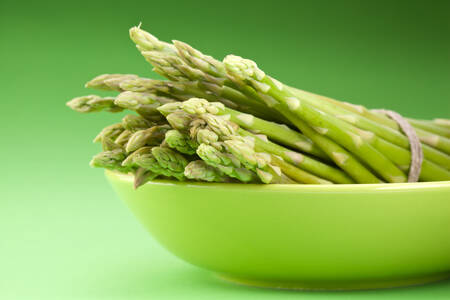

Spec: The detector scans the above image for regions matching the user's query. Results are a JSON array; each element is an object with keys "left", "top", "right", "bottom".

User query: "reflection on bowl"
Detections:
[{"left": 106, "top": 170, "right": 450, "bottom": 290}]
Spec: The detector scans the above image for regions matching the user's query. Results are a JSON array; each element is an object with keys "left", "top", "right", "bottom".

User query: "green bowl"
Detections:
[{"left": 106, "top": 170, "right": 450, "bottom": 290}]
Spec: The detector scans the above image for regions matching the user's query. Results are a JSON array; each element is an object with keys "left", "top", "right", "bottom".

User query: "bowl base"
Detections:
[{"left": 217, "top": 272, "right": 450, "bottom": 291}]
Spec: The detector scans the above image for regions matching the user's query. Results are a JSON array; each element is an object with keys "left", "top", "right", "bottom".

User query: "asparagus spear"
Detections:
[
  {"left": 93, "top": 123, "right": 124, "bottom": 143},
  {"left": 184, "top": 160, "right": 231, "bottom": 182},
  {"left": 67, "top": 95, "right": 123, "bottom": 113},
  {"left": 129, "top": 26, "right": 289, "bottom": 123},
  {"left": 125, "top": 125, "right": 170, "bottom": 152},
  {"left": 122, "top": 114, "right": 154, "bottom": 132},
  {"left": 85, "top": 74, "right": 139, "bottom": 91},
  {"left": 164, "top": 129, "right": 198, "bottom": 155},
  {"left": 224, "top": 55, "right": 450, "bottom": 182},
  {"left": 90, "top": 148, "right": 130, "bottom": 173},
  {"left": 177, "top": 98, "right": 327, "bottom": 160},
  {"left": 133, "top": 167, "right": 158, "bottom": 189},
  {"left": 196, "top": 143, "right": 258, "bottom": 183},
  {"left": 197, "top": 112, "right": 350, "bottom": 183},
  {"left": 407, "top": 119, "right": 450, "bottom": 138},
  {"left": 434, "top": 119, "right": 450, "bottom": 128}
]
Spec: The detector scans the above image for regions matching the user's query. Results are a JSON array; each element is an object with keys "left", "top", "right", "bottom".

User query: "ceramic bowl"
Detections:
[{"left": 106, "top": 170, "right": 450, "bottom": 290}]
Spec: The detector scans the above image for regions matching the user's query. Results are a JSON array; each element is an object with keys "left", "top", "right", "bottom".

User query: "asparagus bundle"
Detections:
[{"left": 67, "top": 25, "right": 450, "bottom": 188}]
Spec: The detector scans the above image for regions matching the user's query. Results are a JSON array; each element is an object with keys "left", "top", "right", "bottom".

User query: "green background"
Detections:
[{"left": 1, "top": 0, "right": 449, "bottom": 299}]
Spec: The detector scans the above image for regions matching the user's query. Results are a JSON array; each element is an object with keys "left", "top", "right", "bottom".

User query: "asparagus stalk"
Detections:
[
  {"left": 407, "top": 119, "right": 450, "bottom": 138},
  {"left": 164, "top": 129, "right": 198, "bottom": 155},
  {"left": 122, "top": 114, "right": 154, "bottom": 132},
  {"left": 125, "top": 125, "right": 170, "bottom": 152},
  {"left": 223, "top": 55, "right": 405, "bottom": 182},
  {"left": 133, "top": 148, "right": 187, "bottom": 181},
  {"left": 93, "top": 123, "right": 124, "bottom": 143},
  {"left": 129, "top": 26, "right": 289, "bottom": 123},
  {"left": 286, "top": 86, "right": 450, "bottom": 165},
  {"left": 85, "top": 74, "right": 139, "bottom": 91},
  {"left": 67, "top": 95, "right": 123, "bottom": 113},
  {"left": 224, "top": 55, "right": 450, "bottom": 182},
  {"left": 196, "top": 143, "right": 259, "bottom": 183},
  {"left": 184, "top": 160, "right": 231, "bottom": 182},
  {"left": 290, "top": 87, "right": 450, "bottom": 155},
  {"left": 90, "top": 148, "right": 131, "bottom": 173},
  {"left": 133, "top": 167, "right": 158, "bottom": 189},
  {"left": 196, "top": 112, "right": 351, "bottom": 183},
  {"left": 434, "top": 119, "right": 450, "bottom": 128},
  {"left": 178, "top": 98, "right": 328, "bottom": 160}
]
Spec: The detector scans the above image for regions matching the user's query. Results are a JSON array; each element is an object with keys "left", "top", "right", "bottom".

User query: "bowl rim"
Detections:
[{"left": 106, "top": 170, "right": 450, "bottom": 192}]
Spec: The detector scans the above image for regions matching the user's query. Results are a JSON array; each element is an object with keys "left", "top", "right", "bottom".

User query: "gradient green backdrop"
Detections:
[{"left": 1, "top": 0, "right": 449, "bottom": 299}]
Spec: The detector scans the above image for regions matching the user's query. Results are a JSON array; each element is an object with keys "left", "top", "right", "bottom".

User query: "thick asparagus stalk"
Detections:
[{"left": 122, "top": 114, "right": 154, "bottom": 132}]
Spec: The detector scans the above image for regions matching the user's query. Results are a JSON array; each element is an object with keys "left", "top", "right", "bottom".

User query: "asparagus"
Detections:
[
  {"left": 196, "top": 143, "right": 258, "bottom": 183},
  {"left": 114, "top": 130, "right": 133, "bottom": 146},
  {"left": 224, "top": 55, "right": 450, "bottom": 182},
  {"left": 283, "top": 84, "right": 450, "bottom": 165},
  {"left": 184, "top": 160, "right": 230, "bottom": 182},
  {"left": 122, "top": 114, "right": 154, "bottom": 132},
  {"left": 178, "top": 98, "right": 328, "bottom": 160},
  {"left": 90, "top": 148, "right": 130, "bottom": 173},
  {"left": 85, "top": 74, "right": 139, "bottom": 91},
  {"left": 291, "top": 88, "right": 450, "bottom": 155},
  {"left": 93, "top": 123, "right": 124, "bottom": 143},
  {"left": 164, "top": 129, "right": 198, "bottom": 155},
  {"left": 196, "top": 112, "right": 349, "bottom": 183},
  {"left": 434, "top": 119, "right": 450, "bottom": 128},
  {"left": 133, "top": 167, "right": 158, "bottom": 189},
  {"left": 67, "top": 95, "right": 123, "bottom": 113},
  {"left": 125, "top": 125, "right": 170, "bottom": 152},
  {"left": 407, "top": 119, "right": 450, "bottom": 138},
  {"left": 129, "top": 26, "right": 288, "bottom": 123}
]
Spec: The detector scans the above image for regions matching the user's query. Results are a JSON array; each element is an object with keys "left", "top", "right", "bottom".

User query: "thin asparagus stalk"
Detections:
[
  {"left": 407, "top": 119, "right": 450, "bottom": 138},
  {"left": 184, "top": 160, "right": 231, "bottom": 182},
  {"left": 67, "top": 95, "right": 123, "bottom": 113},
  {"left": 434, "top": 119, "right": 450, "bottom": 128}
]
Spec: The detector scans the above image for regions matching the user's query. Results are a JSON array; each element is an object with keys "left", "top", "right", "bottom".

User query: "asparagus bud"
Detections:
[
  {"left": 184, "top": 160, "right": 230, "bottom": 182},
  {"left": 122, "top": 114, "right": 153, "bottom": 131},
  {"left": 125, "top": 125, "right": 170, "bottom": 152},
  {"left": 164, "top": 130, "right": 198, "bottom": 155},
  {"left": 67, "top": 95, "right": 123, "bottom": 113},
  {"left": 93, "top": 123, "right": 124, "bottom": 143},
  {"left": 85, "top": 74, "right": 139, "bottom": 91}
]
